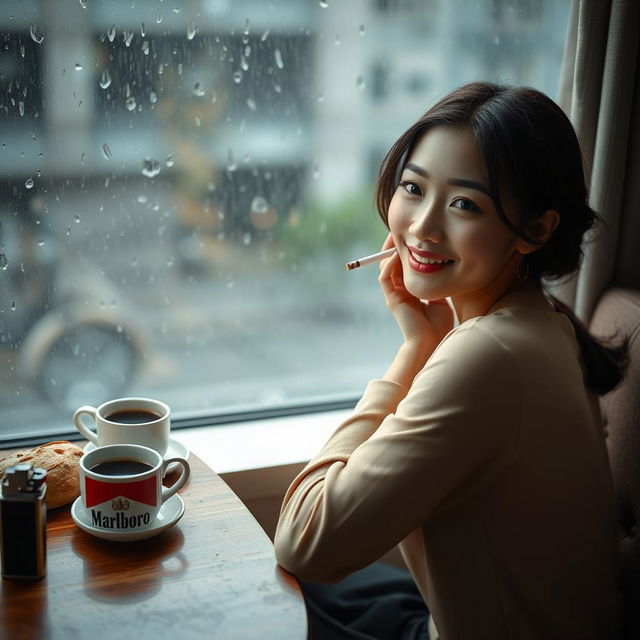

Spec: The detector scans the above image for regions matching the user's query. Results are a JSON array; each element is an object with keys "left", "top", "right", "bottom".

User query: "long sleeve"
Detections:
[{"left": 274, "top": 320, "right": 522, "bottom": 583}]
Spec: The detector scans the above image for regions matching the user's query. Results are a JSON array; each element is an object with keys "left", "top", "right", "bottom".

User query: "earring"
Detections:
[{"left": 517, "top": 260, "right": 530, "bottom": 281}]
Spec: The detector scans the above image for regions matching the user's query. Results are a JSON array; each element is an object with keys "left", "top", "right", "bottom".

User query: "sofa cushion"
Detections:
[{"left": 590, "top": 288, "right": 640, "bottom": 639}]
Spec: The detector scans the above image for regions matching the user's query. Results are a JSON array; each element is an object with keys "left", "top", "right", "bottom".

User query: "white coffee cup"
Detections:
[
  {"left": 73, "top": 397, "right": 170, "bottom": 456},
  {"left": 79, "top": 443, "right": 189, "bottom": 532}
]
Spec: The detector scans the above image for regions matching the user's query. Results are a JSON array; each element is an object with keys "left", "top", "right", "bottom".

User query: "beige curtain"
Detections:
[{"left": 555, "top": 0, "right": 640, "bottom": 322}]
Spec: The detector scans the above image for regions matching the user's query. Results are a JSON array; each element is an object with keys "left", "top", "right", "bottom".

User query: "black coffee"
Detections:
[
  {"left": 105, "top": 409, "right": 162, "bottom": 424},
  {"left": 90, "top": 459, "right": 154, "bottom": 476}
]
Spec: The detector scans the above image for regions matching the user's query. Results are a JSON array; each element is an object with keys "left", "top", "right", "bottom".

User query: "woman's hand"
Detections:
[{"left": 378, "top": 234, "right": 454, "bottom": 351}]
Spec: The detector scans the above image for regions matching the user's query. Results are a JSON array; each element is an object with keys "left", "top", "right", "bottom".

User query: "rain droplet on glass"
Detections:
[
  {"left": 142, "top": 158, "right": 161, "bottom": 178},
  {"left": 165, "top": 154, "right": 175, "bottom": 167},
  {"left": 317, "top": 92, "right": 325, "bottom": 102},
  {"left": 334, "top": 35, "right": 341, "bottom": 46},
  {"left": 156, "top": 10, "right": 163, "bottom": 24},
  {"left": 247, "top": 98, "right": 256, "bottom": 111},
  {"left": 30, "top": 25, "right": 44, "bottom": 44},
  {"left": 251, "top": 196, "right": 269, "bottom": 215},
  {"left": 102, "top": 143, "right": 112, "bottom": 159},
  {"left": 66, "top": 227, "right": 71, "bottom": 237},
  {"left": 313, "top": 164, "right": 320, "bottom": 180},
  {"left": 99, "top": 70, "right": 112, "bottom": 89},
  {"left": 125, "top": 96, "right": 137, "bottom": 111},
  {"left": 233, "top": 70, "right": 243, "bottom": 84},
  {"left": 274, "top": 84, "right": 282, "bottom": 94},
  {"left": 131, "top": 257, "right": 138, "bottom": 267},
  {"left": 319, "top": 0, "right": 329, "bottom": 7},
  {"left": 356, "top": 75, "right": 366, "bottom": 91},
  {"left": 0, "top": 254, "right": 8, "bottom": 270},
  {"left": 274, "top": 49, "right": 284, "bottom": 69},
  {"left": 123, "top": 30, "right": 134, "bottom": 47},
  {"left": 79, "top": 0, "right": 87, "bottom": 9},
  {"left": 37, "top": 240, "right": 44, "bottom": 247},
  {"left": 242, "top": 233, "right": 251, "bottom": 245},
  {"left": 137, "top": 194, "right": 148, "bottom": 203},
  {"left": 359, "top": 24, "right": 365, "bottom": 36},
  {"left": 141, "top": 22, "right": 146, "bottom": 37},
  {"left": 25, "top": 177, "right": 34, "bottom": 189},
  {"left": 142, "top": 41, "right": 149, "bottom": 55},
  {"left": 107, "top": 24, "right": 116, "bottom": 42},
  {"left": 73, "top": 215, "right": 81, "bottom": 223},
  {"left": 150, "top": 91, "right": 158, "bottom": 104},
  {"left": 10, "top": 301, "right": 16, "bottom": 311},
  {"left": 187, "top": 21, "right": 197, "bottom": 40},
  {"left": 193, "top": 82, "right": 205, "bottom": 97},
  {"left": 19, "top": 101, "right": 24, "bottom": 116},
  {"left": 261, "top": 29, "right": 270, "bottom": 42},
  {"left": 75, "top": 63, "right": 83, "bottom": 71},
  {"left": 241, "top": 56, "right": 249, "bottom": 72},
  {"left": 20, "top": 44, "right": 25, "bottom": 58}
]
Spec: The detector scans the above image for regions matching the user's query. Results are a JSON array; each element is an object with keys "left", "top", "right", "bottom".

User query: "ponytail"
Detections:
[{"left": 548, "top": 295, "right": 630, "bottom": 395}]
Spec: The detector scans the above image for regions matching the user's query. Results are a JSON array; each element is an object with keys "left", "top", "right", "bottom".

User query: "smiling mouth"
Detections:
[
  {"left": 407, "top": 248, "right": 454, "bottom": 273},
  {"left": 407, "top": 248, "right": 454, "bottom": 264}
]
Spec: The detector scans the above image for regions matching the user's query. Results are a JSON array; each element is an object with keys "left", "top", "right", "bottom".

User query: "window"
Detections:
[{"left": 0, "top": 0, "right": 571, "bottom": 443}]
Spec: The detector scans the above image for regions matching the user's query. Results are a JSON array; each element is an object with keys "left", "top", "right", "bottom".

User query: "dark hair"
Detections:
[{"left": 376, "top": 81, "right": 628, "bottom": 395}]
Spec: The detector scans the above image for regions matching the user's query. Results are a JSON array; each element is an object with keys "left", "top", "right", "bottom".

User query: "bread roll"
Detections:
[{"left": 0, "top": 441, "right": 84, "bottom": 509}]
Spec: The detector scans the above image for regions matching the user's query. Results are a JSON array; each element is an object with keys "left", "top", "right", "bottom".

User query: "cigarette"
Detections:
[{"left": 345, "top": 248, "right": 397, "bottom": 270}]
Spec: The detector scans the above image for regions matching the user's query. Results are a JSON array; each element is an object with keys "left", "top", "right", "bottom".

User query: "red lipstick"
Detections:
[{"left": 406, "top": 246, "right": 454, "bottom": 274}]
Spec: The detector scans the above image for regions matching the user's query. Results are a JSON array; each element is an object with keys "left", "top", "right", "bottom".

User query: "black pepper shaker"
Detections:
[{"left": 0, "top": 462, "right": 47, "bottom": 581}]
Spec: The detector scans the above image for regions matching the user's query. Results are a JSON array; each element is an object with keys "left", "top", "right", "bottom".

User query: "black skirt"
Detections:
[{"left": 299, "top": 562, "right": 431, "bottom": 640}]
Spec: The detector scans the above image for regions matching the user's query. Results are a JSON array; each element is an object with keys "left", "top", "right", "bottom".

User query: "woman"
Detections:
[{"left": 274, "top": 82, "right": 628, "bottom": 640}]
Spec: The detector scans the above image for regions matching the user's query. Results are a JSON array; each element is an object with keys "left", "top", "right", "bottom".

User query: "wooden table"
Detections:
[{"left": 0, "top": 452, "right": 308, "bottom": 640}]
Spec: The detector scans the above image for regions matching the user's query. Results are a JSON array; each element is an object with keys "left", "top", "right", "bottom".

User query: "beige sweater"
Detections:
[{"left": 274, "top": 296, "right": 620, "bottom": 639}]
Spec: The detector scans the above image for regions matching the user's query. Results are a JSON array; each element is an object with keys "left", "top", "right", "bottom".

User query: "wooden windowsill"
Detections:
[{"left": 174, "top": 408, "right": 350, "bottom": 475}]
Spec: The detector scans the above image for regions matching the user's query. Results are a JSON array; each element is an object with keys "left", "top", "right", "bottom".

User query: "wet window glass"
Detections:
[{"left": 0, "top": 0, "right": 571, "bottom": 440}]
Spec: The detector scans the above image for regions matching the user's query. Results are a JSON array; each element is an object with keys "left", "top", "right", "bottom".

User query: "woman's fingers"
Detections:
[
  {"left": 379, "top": 251, "right": 412, "bottom": 308},
  {"left": 378, "top": 249, "right": 401, "bottom": 288},
  {"left": 381, "top": 233, "right": 396, "bottom": 252}
]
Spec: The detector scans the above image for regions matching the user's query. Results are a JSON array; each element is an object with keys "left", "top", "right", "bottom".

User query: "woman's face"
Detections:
[{"left": 387, "top": 125, "right": 526, "bottom": 316}]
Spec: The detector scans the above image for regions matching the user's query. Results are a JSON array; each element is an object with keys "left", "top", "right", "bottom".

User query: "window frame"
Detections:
[{"left": 0, "top": 0, "right": 575, "bottom": 452}]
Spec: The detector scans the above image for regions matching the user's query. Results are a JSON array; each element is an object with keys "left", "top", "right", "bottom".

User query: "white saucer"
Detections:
[
  {"left": 83, "top": 438, "right": 189, "bottom": 474},
  {"left": 71, "top": 493, "right": 185, "bottom": 542}
]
